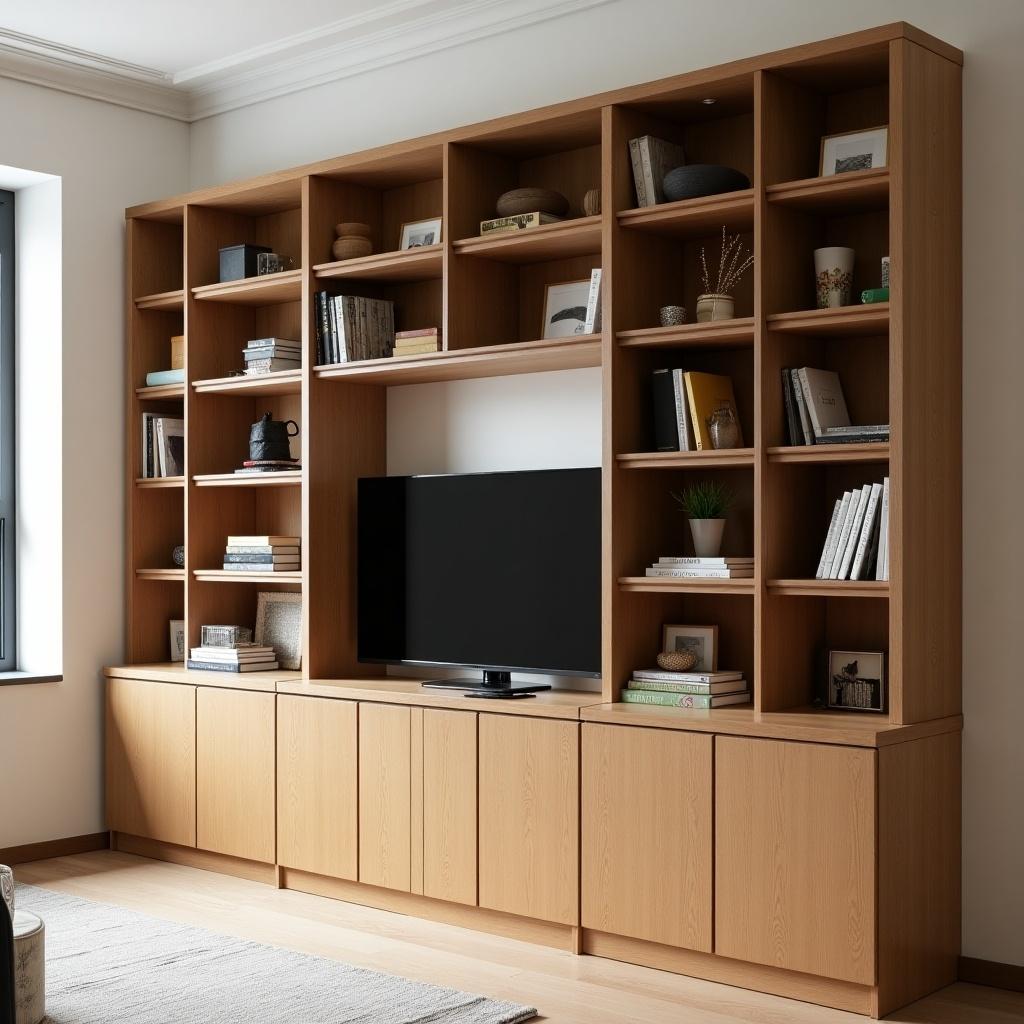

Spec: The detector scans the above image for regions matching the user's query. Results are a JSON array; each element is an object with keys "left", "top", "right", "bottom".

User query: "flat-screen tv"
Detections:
[{"left": 358, "top": 468, "right": 601, "bottom": 685}]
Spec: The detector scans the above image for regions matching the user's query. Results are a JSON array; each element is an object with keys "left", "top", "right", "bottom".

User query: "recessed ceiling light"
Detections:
[{"left": 701, "top": 97, "right": 716, "bottom": 105}]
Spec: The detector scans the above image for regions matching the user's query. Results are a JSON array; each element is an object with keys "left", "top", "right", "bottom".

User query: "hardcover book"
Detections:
[
  {"left": 683, "top": 372, "right": 743, "bottom": 450},
  {"left": 620, "top": 689, "right": 750, "bottom": 708},
  {"left": 797, "top": 368, "right": 851, "bottom": 439},
  {"left": 479, "top": 212, "right": 562, "bottom": 234},
  {"left": 628, "top": 135, "right": 687, "bottom": 207}
]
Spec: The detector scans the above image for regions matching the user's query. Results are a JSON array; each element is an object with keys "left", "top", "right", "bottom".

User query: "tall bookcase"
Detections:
[{"left": 125, "top": 22, "right": 961, "bottom": 734}]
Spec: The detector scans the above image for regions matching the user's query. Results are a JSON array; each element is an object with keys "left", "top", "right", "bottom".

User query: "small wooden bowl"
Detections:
[
  {"left": 334, "top": 222, "right": 372, "bottom": 239},
  {"left": 332, "top": 236, "right": 373, "bottom": 261},
  {"left": 656, "top": 650, "right": 698, "bottom": 672},
  {"left": 496, "top": 187, "right": 569, "bottom": 218}
]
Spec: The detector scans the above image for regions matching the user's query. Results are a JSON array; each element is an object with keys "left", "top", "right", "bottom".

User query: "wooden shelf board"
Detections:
[
  {"left": 136, "top": 382, "right": 184, "bottom": 400},
  {"left": 766, "top": 168, "right": 889, "bottom": 212},
  {"left": 191, "top": 269, "right": 302, "bottom": 306},
  {"left": 767, "top": 579, "right": 889, "bottom": 597},
  {"left": 193, "top": 569, "right": 303, "bottom": 584},
  {"left": 135, "top": 288, "right": 184, "bottom": 311},
  {"left": 618, "top": 576, "right": 755, "bottom": 595},
  {"left": 135, "top": 476, "right": 185, "bottom": 489},
  {"left": 768, "top": 303, "right": 889, "bottom": 337},
  {"left": 105, "top": 662, "right": 301, "bottom": 693},
  {"left": 192, "top": 370, "right": 302, "bottom": 396},
  {"left": 617, "top": 190, "right": 754, "bottom": 237},
  {"left": 192, "top": 471, "right": 302, "bottom": 487},
  {"left": 617, "top": 448, "right": 755, "bottom": 469},
  {"left": 767, "top": 442, "right": 890, "bottom": 464},
  {"left": 617, "top": 318, "right": 755, "bottom": 349},
  {"left": 134, "top": 569, "right": 184, "bottom": 581},
  {"left": 453, "top": 216, "right": 601, "bottom": 263},
  {"left": 315, "top": 335, "right": 601, "bottom": 386},
  {"left": 313, "top": 244, "right": 442, "bottom": 282}
]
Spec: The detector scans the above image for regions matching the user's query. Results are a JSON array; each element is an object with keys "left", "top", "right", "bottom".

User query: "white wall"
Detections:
[
  {"left": 188, "top": 0, "right": 1024, "bottom": 968},
  {"left": 0, "top": 79, "right": 189, "bottom": 848}
]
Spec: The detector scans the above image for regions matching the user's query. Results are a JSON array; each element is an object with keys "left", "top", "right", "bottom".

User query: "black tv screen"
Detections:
[{"left": 358, "top": 468, "right": 601, "bottom": 677}]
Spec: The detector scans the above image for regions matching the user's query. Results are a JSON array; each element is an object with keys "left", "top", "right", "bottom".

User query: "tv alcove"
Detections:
[{"left": 107, "top": 22, "right": 962, "bottom": 1018}]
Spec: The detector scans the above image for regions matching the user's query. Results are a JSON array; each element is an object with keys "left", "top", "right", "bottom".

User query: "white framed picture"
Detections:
[
  {"left": 827, "top": 650, "right": 886, "bottom": 712},
  {"left": 168, "top": 619, "right": 186, "bottom": 663},
  {"left": 662, "top": 624, "right": 719, "bottom": 672},
  {"left": 399, "top": 217, "right": 442, "bottom": 249},
  {"left": 820, "top": 126, "right": 888, "bottom": 176},
  {"left": 255, "top": 592, "right": 303, "bottom": 670},
  {"left": 541, "top": 279, "right": 592, "bottom": 339}
]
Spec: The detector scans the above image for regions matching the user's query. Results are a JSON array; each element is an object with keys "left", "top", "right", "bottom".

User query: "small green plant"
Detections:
[{"left": 671, "top": 480, "right": 733, "bottom": 520}]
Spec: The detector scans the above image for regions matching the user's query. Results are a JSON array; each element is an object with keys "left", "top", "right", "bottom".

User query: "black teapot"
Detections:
[{"left": 250, "top": 412, "right": 299, "bottom": 462}]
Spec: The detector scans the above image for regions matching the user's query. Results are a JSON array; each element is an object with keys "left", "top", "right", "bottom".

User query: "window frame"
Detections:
[{"left": 0, "top": 188, "right": 16, "bottom": 671}]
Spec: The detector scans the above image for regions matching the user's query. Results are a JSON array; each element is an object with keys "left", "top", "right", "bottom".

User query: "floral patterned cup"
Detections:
[{"left": 814, "top": 247, "right": 855, "bottom": 308}]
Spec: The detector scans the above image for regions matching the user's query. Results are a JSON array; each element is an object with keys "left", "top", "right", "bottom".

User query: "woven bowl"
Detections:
[
  {"left": 662, "top": 164, "right": 750, "bottom": 202},
  {"left": 495, "top": 187, "right": 569, "bottom": 218},
  {"left": 332, "top": 236, "right": 373, "bottom": 261},
  {"left": 334, "top": 221, "right": 373, "bottom": 239},
  {"left": 656, "top": 650, "right": 698, "bottom": 672}
]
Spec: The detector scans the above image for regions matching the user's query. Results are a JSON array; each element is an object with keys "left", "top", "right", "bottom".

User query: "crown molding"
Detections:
[{"left": 0, "top": 0, "right": 615, "bottom": 123}]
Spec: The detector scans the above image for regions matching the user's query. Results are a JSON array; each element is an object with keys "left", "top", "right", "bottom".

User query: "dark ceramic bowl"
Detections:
[{"left": 662, "top": 164, "right": 750, "bottom": 202}]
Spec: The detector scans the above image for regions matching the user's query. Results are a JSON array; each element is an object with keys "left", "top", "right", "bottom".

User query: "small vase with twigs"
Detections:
[{"left": 696, "top": 227, "right": 754, "bottom": 322}]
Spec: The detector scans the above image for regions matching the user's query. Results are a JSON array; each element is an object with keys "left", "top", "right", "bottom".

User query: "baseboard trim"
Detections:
[
  {"left": 0, "top": 831, "right": 109, "bottom": 865},
  {"left": 113, "top": 833, "right": 276, "bottom": 885},
  {"left": 959, "top": 956, "right": 1024, "bottom": 993}
]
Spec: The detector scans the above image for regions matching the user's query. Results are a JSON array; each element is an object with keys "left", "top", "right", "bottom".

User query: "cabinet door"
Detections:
[
  {"left": 478, "top": 714, "right": 578, "bottom": 925},
  {"left": 196, "top": 687, "right": 276, "bottom": 864},
  {"left": 421, "top": 708, "right": 477, "bottom": 905},
  {"left": 582, "top": 723, "right": 712, "bottom": 950},
  {"left": 277, "top": 695, "right": 358, "bottom": 880},
  {"left": 359, "top": 703, "right": 411, "bottom": 891},
  {"left": 105, "top": 678, "right": 196, "bottom": 847},
  {"left": 716, "top": 736, "right": 876, "bottom": 984}
]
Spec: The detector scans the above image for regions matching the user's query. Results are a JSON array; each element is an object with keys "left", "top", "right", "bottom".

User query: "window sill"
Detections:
[{"left": 0, "top": 672, "right": 62, "bottom": 686}]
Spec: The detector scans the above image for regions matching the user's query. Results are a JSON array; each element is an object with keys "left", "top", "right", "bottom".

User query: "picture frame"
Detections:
[
  {"left": 255, "top": 592, "right": 303, "bottom": 670},
  {"left": 399, "top": 217, "right": 442, "bottom": 250},
  {"left": 541, "top": 279, "right": 592, "bottom": 339},
  {"left": 662, "top": 624, "right": 719, "bottom": 672},
  {"left": 168, "top": 619, "right": 186, "bottom": 663},
  {"left": 820, "top": 126, "right": 888, "bottom": 176},
  {"left": 827, "top": 650, "right": 886, "bottom": 712}
]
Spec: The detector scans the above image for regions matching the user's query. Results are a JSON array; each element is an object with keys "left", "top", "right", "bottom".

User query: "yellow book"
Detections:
[
  {"left": 683, "top": 371, "right": 743, "bottom": 450},
  {"left": 170, "top": 334, "right": 185, "bottom": 370}
]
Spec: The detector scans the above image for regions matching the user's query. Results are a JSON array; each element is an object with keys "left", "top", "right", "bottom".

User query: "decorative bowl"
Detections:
[
  {"left": 334, "top": 222, "right": 372, "bottom": 238},
  {"left": 657, "top": 650, "right": 698, "bottom": 672},
  {"left": 659, "top": 304, "right": 687, "bottom": 327},
  {"left": 496, "top": 187, "right": 569, "bottom": 218},
  {"left": 332, "top": 236, "right": 373, "bottom": 261},
  {"left": 662, "top": 164, "right": 750, "bottom": 202}
]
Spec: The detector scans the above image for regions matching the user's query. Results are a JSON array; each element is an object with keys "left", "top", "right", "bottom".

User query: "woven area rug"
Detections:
[{"left": 16, "top": 884, "right": 536, "bottom": 1024}]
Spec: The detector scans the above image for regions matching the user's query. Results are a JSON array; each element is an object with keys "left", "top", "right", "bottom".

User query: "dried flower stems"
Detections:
[{"left": 700, "top": 226, "right": 754, "bottom": 295}]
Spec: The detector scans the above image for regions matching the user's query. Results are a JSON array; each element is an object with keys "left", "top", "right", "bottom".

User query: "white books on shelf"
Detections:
[
  {"left": 671, "top": 370, "right": 696, "bottom": 451},
  {"left": 790, "top": 368, "right": 814, "bottom": 445},
  {"left": 829, "top": 488, "right": 863, "bottom": 579},
  {"left": 657, "top": 557, "right": 753, "bottom": 566},
  {"left": 815, "top": 498, "right": 844, "bottom": 579},
  {"left": 797, "top": 367, "right": 851, "bottom": 439},
  {"left": 877, "top": 476, "right": 891, "bottom": 580},
  {"left": 837, "top": 484, "right": 872, "bottom": 579},
  {"left": 645, "top": 566, "right": 753, "bottom": 579},
  {"left": 851, "top": 482, "right": 884, "bottom": 580},
  {"left": 582, "top": 268, "right": 602, "bottom": 334}
]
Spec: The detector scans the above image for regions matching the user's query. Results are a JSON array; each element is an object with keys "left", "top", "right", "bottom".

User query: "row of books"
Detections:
[
  {"left": 644, "top": 556, "right": 753, "bottom": 580},
  {"left": 783, "top": 367, "right": 890, "bottom": 446},
  {"left": 244, "top": 337, "right": 300, "bottom": 375},
  {"left": 623, "top": 667, "right": 750, "bottom": 708},
  {"left": 314, "top": 292, "right": 395, "bottom": 365},
  {"left": 140, "top": 413, "right": 184, "bottom": 478},
  {"left": 187, "top": 643, "right": 278, "bottom": 673},
  {"left": 221, "top": 535, "right": 301, "bottom": 573},
  {"left": 816, "top": 478, "right": 890, "bottom": 581},
  {"left": 652, "top": 369, "right": 744, "bottom": 451},
  {"left": 629, "top": 134, "right": 686, "bottom": 207}
]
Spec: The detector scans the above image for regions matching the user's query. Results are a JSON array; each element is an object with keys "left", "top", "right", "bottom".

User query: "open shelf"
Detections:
[
  {"left": 453, "top": 216, "right": 601, "bottom": 263},
  {"left": 191, "top": 269, "right": 303, "bottom": 306},
  {"left": 768, "top": 303, "right": 889, "bottom": 336},
  {"left": 135, "top": 568, "right": 185, "bottom": 581},
  {"left": 316, "top": 334, "right": 601, "bottom": 386},
  {"left": 767, "top": 578, "right": 889, "bottom": 597},
  {"left": 618, "top": 576, "right": 755, "bottom": 595},
  {"left": 767, "top": 443, "right": 889, "bottom": 464},
  {"left": 313, "top": 244, "right": 443, "bottom": 283},
  {"left": 193, "top": 569, "right": 303, "bottom": 584},
  {"left": 135, "top": 382, "right": 185, "bottom": 400},
  {"left": 193, "top": 471, "right": 302, "bottom": 487},
  {"left": 618, "top": 190, "right": 754, "bottom": 238},
  {"left": 766, "top": 168, "right": 889, "bottom": 213},
  {"left": 192, "top": 371, "right": 302, "bottom": 396},
  {"left": 617, "top": 448, "right": 754, "bottom": 469},
  {"left": 135, "top": 288, "right": 184, "bottom": 311},
  {"left": 617, "top": 318, "right": 755, "bottom": 350},
  {"left": 135, "top": 476, "right": 185, "bottom": 489}
]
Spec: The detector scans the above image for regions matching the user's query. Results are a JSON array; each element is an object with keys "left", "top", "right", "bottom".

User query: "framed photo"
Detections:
[
  {"left": 820, "top": 126, "right": 888, "bottom": 176},
  {"left": 168, "top": 619, "right": 186, "bottom": 663},
  {"left": 827, "top": 650, "right": 886, "bottom": 712},
  {"left": 662, "top": 624, "right": 719, "bottom": 672},
  {"left": 399, "top": 217, "right": 442, "bottom": 249},
  {"left": 541, "top": 279, "right": 592, "bottom": 339},
  {"left": 255, "top": 592, "right": 303, "bottom": 670}
]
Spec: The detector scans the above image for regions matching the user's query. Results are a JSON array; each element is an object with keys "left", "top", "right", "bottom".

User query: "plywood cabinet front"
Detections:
[
  {"left": 715, "top": 736, "right": 876, "bottom": 985},
  {"left": 196, "top": 687, "right": 276, "bottom": 864},
  {"left": 359, "top": 702, "right": 412, "bottom": 892},
  {"left": 277, "top": 695, "right": 358, "bottom": 880},
  {"left": 478, "top": 714, "right": 578, "bottom": 925},
  {"left": 582, "top": 723, "right": 712, "bottom": 950},
  {"left": 106, "top": 678, "right": 197, "bottom": 847}
]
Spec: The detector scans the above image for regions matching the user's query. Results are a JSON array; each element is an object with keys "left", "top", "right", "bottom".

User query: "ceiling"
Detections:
[{"left": 0, "top": 0, "right": 613, "bottom": 120}]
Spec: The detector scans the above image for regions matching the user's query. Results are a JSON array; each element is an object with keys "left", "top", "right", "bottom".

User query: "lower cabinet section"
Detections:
[
  {"left": 582, "top": 723, "right": 713, "bottom": 951},
  {"left": 715, "top": 736, "right": 876, "bottom": 986},
  {"left": 478, "top": 714, "right": 579, "bottom": 926}
]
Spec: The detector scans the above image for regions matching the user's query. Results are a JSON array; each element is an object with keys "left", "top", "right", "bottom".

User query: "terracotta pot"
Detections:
[{"left": 695, "top": 293, "right": 735, "bottom": 322}]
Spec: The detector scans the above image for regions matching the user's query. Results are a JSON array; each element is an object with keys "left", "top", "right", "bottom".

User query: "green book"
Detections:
[
  {"left": 628, "top": 679, "right": 743, "bottom": 695},
  {"left": 621, "top": 689, "right": 750, "bottom": 709},
  {"left": 860, "top": 287, "right": 890, "bottom": 304}
]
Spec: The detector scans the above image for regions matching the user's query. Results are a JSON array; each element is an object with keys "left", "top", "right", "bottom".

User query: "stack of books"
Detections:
[
  {"left": 392, "top": 327, "right": 441, "bottom": 357},
  {"left": 652, "top": 369, "right": 744, "bottom": 451},
  {"left": 628, "top": 135, "right": 687, "bottom": 207},
  {"left": 140, "top": 413, "right": 184, "bottom": 478},
  {"left": 222, "top": 535, "right": 301, "bottom": 573},
  {"left": 479, "top": 212, "right": 563, "bottom": 235},
  {"left": 815, "top": 476, "right": 890, "bottom": 581},
  {"left": 782, "top": 367, "right": 889, "bottom": 446},
  {"left": 644, "top": 556, "right": 753, "bottom": 580},
  {"left": 623, "top": 668, "right": 750, "bottom": 708},
  {"left": 314, "top": 292, "right": 395, "bottom": 365},
  {"left": 243, "top": 337, "right": 301, "bottom": 376},
  {"left": 233, "top": 459, "right": 301, "bottom": 476},
  {"left": 187, "top": 642, "right": 278, "bottom": 673}
]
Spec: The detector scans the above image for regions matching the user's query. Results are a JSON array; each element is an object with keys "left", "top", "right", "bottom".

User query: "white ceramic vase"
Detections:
[
  {"left": 814, "top": 246, "right": 855, "bottom": 308},
  {"left": 689, "top": 518, "right": 725, "bottom": 557},
  {"left": 695, "top": 293, "right": 735, "bottom": 322}
]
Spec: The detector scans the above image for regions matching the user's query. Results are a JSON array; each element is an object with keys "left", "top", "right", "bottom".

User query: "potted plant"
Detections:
[
  {"left": 696, "top": 227, "right": 754, "bottom": 322},
  {"left": 672, "top": 480, "right": 733, "bottom": 557}
]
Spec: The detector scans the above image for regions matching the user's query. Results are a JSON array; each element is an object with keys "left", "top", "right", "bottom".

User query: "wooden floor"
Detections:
[{"left": 16, "top": 852, "right": 1024, "bottom": 1023}]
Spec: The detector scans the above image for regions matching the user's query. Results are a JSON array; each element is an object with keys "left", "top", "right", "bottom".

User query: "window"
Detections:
[{"left": 0, "top": 189, "right": 14, "bottom": 670}]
